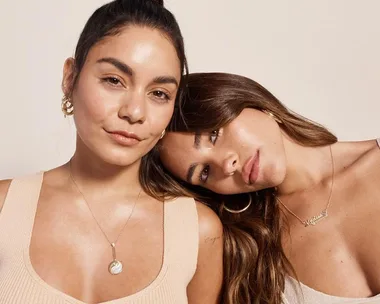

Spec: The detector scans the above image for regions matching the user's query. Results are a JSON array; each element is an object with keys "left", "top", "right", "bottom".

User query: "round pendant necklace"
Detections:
[{"left": 69, "top": 160, "right": 142, "bottom": 275}]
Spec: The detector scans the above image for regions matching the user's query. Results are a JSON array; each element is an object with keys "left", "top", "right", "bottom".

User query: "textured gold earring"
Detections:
[
  {"left": 263, "top": 110, "right": 282, "bottom": 124},
  {"left": 160, "top": 129, "right": 166, "bottom": 139},
  {"left": 61, "top": 95, "right": 74, "bottom": 117}
]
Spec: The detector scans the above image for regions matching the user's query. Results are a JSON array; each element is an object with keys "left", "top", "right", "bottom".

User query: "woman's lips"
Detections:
[
  {"left": 242, "top": 150, "right": 260, "bottom": 185},
  {"left": 106, "top": 130, "right": 142, "bottom": 146}
]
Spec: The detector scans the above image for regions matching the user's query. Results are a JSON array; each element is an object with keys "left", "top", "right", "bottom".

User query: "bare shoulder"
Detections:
[
  {"left": 357, "top": 140, "right": 380, "bottom": 181},
  {"left": 194, "top": 201, "right": 223, "bottom": 245},
  {"left": 187, "top": 201, "right": 223, "bottom": 303},
  {"left": 0, "top": 179, "right": 12, "bottom": 212},
  {"left": 342, "top": 139, "right": 380, "bottom": 190}
]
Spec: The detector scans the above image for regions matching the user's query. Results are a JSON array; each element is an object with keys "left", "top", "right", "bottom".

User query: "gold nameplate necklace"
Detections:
[
  {"left": 277, "top": 145, "right": 335, "bottom": 227},
  {"left": 69, "top": 160, "right": 141, "bottom": 275}
]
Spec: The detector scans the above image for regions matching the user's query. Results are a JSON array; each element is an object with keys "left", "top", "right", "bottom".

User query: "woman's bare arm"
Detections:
[{"left": 187, "top": 201, "right": 224, "bottom": 304}]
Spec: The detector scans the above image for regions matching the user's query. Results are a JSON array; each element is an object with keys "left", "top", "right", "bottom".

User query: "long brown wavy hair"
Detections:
[{"left": 140, "top": 73, "right": 338, "bottom": 304}]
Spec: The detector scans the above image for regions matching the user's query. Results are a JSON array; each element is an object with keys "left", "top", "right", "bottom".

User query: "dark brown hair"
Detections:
[
  {"left": 69, "top": 0, "right": 189, "bottom": 186},
  {"left": 71, "top": 0, "right": 188, "bottom": 88},
  {"left": 67, "top": 0, "right": 190, "bottom": 199},
  {"left": 144, "top": 72, "right": 338, "bottom": 303}
]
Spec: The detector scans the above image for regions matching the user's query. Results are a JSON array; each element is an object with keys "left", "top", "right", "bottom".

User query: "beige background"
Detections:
[{"left": 0, "top": 0, "right": 379, "bottom": 179}]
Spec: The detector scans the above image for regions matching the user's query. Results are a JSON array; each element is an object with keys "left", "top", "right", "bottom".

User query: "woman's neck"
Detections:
[
  {"left": 68, "top": 142, "right": 142, "bottom": 199},
  {"left": 277, "top": 136, "right": 334, "bottom": 197}
]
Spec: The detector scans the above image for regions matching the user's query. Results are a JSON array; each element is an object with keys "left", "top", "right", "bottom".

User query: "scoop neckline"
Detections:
[
  {"left": 287, "top": 276, "right": 380, "bottom": 301},
  {"left": 23, "top": 171, "right": 169, "bottom": 304}
]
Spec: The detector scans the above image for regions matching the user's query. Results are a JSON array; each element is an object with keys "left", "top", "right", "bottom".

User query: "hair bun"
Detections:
[{"left": 152, "top": 0, "right": 164, "bottom": 6}]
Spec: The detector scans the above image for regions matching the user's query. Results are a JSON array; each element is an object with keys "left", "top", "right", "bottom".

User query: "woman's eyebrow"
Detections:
[{"left": 96, "top": 57, "right": 133, "bottom": 77}]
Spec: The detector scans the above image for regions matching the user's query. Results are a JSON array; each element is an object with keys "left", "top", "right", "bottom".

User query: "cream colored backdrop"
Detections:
[{"left": 0, "top": 0, "right": 379, "bottom": 179}]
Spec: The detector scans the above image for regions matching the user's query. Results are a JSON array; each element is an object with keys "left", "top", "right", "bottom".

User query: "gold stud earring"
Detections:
[
  {"left": 263, "top": 110, "right": 282, "bottom": 124},
  {"left": 160, "top": 129, "right": 166, "bottom": 139},
  {"left": 61, "top": 95, "right": 74, "bottom": 117}
]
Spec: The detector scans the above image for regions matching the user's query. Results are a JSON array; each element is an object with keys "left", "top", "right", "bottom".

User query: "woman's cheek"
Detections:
[{"left": 150, "top": 103, "right": 175, "bottom": 133}]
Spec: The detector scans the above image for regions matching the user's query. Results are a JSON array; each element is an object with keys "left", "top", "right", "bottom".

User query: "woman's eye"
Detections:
[
  {"left": 200, "top": 165, "right": 210, "bottom": 183},
  {"left": 151, "top": 90, "right": 170, "bottom": 102},
  {"left": 209, "top": 130, "right": 220, "bottom": 145},
  {"left": 103, "top": 77, "right": 123, "bottom": 87}
]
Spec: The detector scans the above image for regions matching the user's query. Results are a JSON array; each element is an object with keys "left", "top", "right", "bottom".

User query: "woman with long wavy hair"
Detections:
[{"left": 153, "top": 72, "right": 380, "bottom": 304}]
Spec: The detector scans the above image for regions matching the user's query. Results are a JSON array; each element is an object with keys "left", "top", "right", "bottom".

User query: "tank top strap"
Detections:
[
  {"left": 164, "top": 196, "right": 199, "bottom": 284},
  {"left": 0, "top": 172, "right": 43, "bottom": 251}
]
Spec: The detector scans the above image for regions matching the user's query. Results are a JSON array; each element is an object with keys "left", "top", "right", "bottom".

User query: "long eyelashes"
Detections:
[
  {"left": 101, "top": 77, "right": 171, "bottom": 103},
  {"left": 150, "top": 90, "right": 171, "bottom": 103},
  {"left": 102, "top": 76, "right": 123, "bottom": 87},
  {"left": 209, "top": 129, "right": 220, "bottom": 145},
  {"left": 199, "top": 130, "right": 220, "bottom": 183},
  {"left": 199, "top": 165, "right": 210, "bottom": 183}
]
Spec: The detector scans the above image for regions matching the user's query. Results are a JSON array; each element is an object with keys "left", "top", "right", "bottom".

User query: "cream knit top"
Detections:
[{"left": 0, "top": 173, "right": 199, "bottom": 304}]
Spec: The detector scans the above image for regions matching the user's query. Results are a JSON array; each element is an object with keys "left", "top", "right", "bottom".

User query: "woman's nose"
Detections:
[
  {"left": 118, "top": 92, "right": 147, "bottom": 124},
  {"left": 222, "top": 153, "right": 238, "bottom": 176}
]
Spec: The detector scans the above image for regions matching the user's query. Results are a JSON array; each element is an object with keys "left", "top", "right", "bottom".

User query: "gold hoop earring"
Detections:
[
  {"left": 223, "top": 194, "right": 252, "bottom": 214},
  {"left": 160, "top": 129, "right": 166, "bottom": 139},
  {"left": 61, "top": 95, "right": 74, "bottom": 117},
  {"left": 263, "top": 110, "right": 282, "bottom": 124}
]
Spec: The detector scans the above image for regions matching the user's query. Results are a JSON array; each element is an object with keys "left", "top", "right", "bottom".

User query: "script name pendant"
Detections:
[{"left": 303, "top": 210, "right": 328, "bottom": 227}]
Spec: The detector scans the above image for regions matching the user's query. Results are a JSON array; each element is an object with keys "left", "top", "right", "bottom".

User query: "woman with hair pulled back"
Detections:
[
  {"left": 158, "top": 72, "right": 380, "bottom": 304},
  {"left": 0, "top": 2, "right": 223, "bottom": 303}
]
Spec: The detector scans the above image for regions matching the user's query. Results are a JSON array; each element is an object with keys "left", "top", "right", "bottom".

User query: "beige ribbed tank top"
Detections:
[
  {"left": 284, "top": 276, "right": 380, "bottom": 304},
  {"left": 0, "top": 173, "right": 199, "bottom": 304}
]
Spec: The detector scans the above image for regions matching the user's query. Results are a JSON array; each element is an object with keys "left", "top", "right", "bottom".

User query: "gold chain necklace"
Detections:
[
  {"left": 277, "top": 145, "right": 335, "bottom": 227},
  {"left": 69, "top": 160, "right": 142, "bottom": 275}
]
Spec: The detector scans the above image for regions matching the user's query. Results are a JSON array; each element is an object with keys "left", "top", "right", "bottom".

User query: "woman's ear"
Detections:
[
  {"left": 61, "top": 57, "right": 76, "bottom": 97},
  {"left": 262, "top": 109, "right": 282, "bottom": 124}
]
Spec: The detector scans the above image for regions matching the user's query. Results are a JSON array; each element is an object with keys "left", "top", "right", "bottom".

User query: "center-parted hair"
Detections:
[
  {"left": 74, "top": 0, "right": 187, "bottom": 78},
  {"left": 68, "top": 0, "right": 191, "bottom": 211},
  {"left": 147, "top": 72, "right": 337, "bottom": 303}
]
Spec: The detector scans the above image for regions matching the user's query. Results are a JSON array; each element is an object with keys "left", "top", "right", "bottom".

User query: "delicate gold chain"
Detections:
[
  {"left": 69, "top": 160, "right": 141, "bottom": 246},
  {"left": 277, "top": 145, "right": 335, "bottom": 227}
]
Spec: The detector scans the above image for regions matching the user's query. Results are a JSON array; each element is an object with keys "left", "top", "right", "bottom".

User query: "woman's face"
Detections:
[
  {"left": 160, "top": 108, "right": 287, "bottom": 194},
  {"left": 63, "top": 26, "right": 181, "bottom": 166}
]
